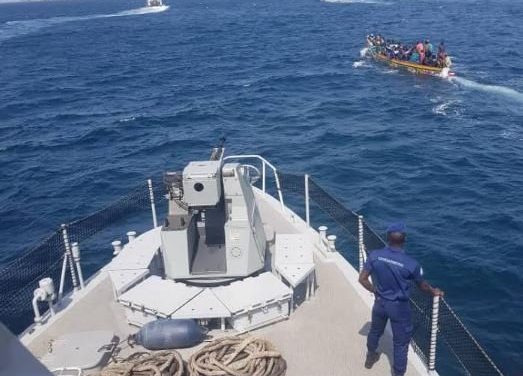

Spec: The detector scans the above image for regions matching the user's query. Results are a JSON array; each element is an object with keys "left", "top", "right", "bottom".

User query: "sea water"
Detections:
[{"left": 1, "top": 0, "right": 522, "bottom": 373}]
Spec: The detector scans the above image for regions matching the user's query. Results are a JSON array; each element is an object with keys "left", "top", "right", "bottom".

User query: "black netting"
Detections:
[
  {"left": 362, "top": 221, "right": 386, "bottom": 253},
  {"left": 0, "top": 230, "right": 69, "bottom": 334},
  {"left": 307, "top": 178, "right": 359, "bottom": 239},
  {"left": 0, "top": 178, "right": 164, "bottom": 334},
  {"left": 409, "top": 285, "right": 433, "bottom": 365},
  {"left": 438, "top": 300, "right": 503, "bottom": 375},
  {"left": 67, "top": 182, "right": 152, "bottom": 244},
  {"left": 279, "top": 172, "right": 305, "bottom": 195},
  {"left": 278, "top": 171, "right": 504, "bottom": 376}
]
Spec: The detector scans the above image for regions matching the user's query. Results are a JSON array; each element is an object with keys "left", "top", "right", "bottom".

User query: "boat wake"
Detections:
[
  {"left": 0, "top": 5, "right": 169, "bottom": 44},
  {"left": 431, "top": 99, "right": 463, "bottom": 117},
  {"left": 449, "top": 76, "right": 523, "bottom": 104},
  {"left": 352, "top": 60, "right": 367, "bottom": 68}
]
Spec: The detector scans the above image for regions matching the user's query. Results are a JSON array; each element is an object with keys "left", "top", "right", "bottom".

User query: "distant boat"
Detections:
[
  {"left": 366, "top": 35, "right": 455, "bottom": 78},
  {"left": 147, "top": 0, "right": 163, "bottom": 7}
]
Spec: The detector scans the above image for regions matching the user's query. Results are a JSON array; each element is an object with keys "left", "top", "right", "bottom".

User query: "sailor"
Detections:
[{"left": 359, "top": 223, "right": 444, "bottom": 376}]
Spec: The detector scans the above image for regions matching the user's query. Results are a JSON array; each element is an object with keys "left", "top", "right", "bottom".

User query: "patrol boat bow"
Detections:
[{"left": 0, "top": 147, "right": 504, "bottom": 376}]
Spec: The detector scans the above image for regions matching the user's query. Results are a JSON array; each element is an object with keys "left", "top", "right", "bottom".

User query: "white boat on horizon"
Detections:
[{"left": 147, "top": 0, "right": 164, "bottom": 7}]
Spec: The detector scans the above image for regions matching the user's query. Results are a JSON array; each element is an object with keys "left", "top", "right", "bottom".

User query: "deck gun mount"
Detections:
[{"left": 160, "top": 148, "right": 267, "bottom": 282}]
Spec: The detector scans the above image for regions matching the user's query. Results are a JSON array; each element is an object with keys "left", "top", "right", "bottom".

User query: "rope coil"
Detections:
[
  {"left": 188, "top": 336, "right": 286, "bottom": 376},
  {"left": 100, "top": 350, "right": 184, "bottom": 376}
]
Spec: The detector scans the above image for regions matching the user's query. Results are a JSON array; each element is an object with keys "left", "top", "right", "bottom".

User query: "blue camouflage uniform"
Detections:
[{"left": 363, "top": 223, "right": 424, "bottom": 376}]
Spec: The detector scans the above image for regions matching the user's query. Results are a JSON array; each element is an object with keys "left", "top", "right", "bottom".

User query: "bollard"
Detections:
[
  {"left": 318, "top": 226, "right": 328, "bottom": 240},
  {"left": 112, "top": 240, "right": 123, "bottom": 256},
  {"left": 318, "top": 226, "right": 328, "bottom": 251},
  {"left": 127, "top": 231, "right": 137, "bottom": 243},
  {"left": 327, "top": 235, "right": 337, "bottom": 252}
]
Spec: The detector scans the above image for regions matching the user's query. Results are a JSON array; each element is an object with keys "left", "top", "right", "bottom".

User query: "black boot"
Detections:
[{"left": 364, "top": 351, "right": 380, "bottom": 369}]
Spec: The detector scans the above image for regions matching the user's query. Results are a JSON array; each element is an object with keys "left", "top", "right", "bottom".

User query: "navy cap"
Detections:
[{"left": 386, "top": 222, "right": 406, "bottom": 233}]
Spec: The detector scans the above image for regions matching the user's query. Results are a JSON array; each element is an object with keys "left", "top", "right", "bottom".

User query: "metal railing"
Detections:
[
  {"left": 277, "top": 171, "right": 504, "bottom": 376},
  {"left": 223, "top": 155, "right": 285, "bottom": 210}
]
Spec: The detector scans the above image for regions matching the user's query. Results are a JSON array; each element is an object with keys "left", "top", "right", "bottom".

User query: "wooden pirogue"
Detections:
[{"left": 366, "top": 39, "right": 455, "bottom": 78}]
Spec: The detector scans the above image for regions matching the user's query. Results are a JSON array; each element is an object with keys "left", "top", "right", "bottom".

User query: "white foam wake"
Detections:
[
  {"left": 359, "top": 47, "right": 368, "bottom": 57},
  {"left": 450, "top": 76, "right": 523, "bottom": 103},
  {"left": 0, "top": 5, "right": 169, "bottom": 43}
]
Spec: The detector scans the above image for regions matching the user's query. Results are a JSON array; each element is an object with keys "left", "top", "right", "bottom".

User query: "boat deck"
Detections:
[{"left": 21, "top": 190, "right": 426, "bottom": 376}]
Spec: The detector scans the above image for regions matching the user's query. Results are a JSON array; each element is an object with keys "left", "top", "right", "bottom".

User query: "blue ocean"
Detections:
[{"left": 1, "top": 0, "right": 522, "bottom": 373}]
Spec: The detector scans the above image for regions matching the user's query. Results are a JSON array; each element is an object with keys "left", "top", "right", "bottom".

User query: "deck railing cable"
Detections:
[{"left": 278, "top": 171, "right": 504, "bottom": 376}]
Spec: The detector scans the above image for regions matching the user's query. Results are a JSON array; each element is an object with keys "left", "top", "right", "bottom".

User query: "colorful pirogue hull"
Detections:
[{"left": 366, "top": 45, "right": 455, "bottom": 78}]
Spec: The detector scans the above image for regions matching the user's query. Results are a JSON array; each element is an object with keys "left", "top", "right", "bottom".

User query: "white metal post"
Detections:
[
  {"left": 327, "top": 235, "right": 337, "bottom": 252},
  {"left": 61, "top": 224, "right": 79, "bottom": 292},
  {"left": 428, "top": 295, "right": 441, "bottom": 372},
  {"left": 58, "top": 251, "right": 68, "bottom": 299},
  {"left": 305, "top": 174, "right": 310, "bottom": 227},
  {"left": 147, "top": 179, "right": 158, "bottom": 228},
  {"left": 274, "top": 171, "right": 285, "bottom": 211},
  {"left": 262, "top": 162, "right": 266, "bottom": 193},
  {"left": 71, "top": 242, "right": 85, "bottom": 289},
  {"left": 358, "top": 215, "right": 366, "bottom": 272},
  {"left": 318, "top": 225, "right": 328, "bottom": 250}
]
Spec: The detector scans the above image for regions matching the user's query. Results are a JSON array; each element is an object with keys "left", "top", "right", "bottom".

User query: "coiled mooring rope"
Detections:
[
  {"left": 100, "top": 350, "right": 184, "bottom": 376},
  {"left": 188, "top": 336, "right": 287, "bottom": 376}
]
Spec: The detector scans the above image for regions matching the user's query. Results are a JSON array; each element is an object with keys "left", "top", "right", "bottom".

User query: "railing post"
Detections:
[
  {"left": 305, "top": 174, "right": 310, "bottom": 227},
  {"left": 60, "top": 224, "right": 79, "bottom": 296},
  {"left": 71, "top": 242, "right": 85, "bottom": 289},
  {"left": 428, "top": 295, "right": 441, "bottom": 373},
  {"left": 262, "top": 161, "right": 266, "bottom": 193},
  {"left": 147, "top": 179, "right": 158, "bottom": 228},
  {"left": 358, "top": 215, "right": 366, "bottom": 272},
  {"left": 274, "top": 171, "right": 285, "bottom": 211}
]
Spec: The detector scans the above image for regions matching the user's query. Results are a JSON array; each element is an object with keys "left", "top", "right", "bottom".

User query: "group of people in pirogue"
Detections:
[{"left": 367, "top": 34, "right": 452, "bottom": 68}]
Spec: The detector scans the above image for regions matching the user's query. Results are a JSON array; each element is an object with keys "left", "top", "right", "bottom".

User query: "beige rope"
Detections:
[
  {"left": 188, "top": 336, "right": 286, "bottom": 376},
  {"left": 100, "top": 350, "right": 184, "bottom": 376}
]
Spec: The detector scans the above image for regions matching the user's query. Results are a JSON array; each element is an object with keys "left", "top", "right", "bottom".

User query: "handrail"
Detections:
[{"left": 223, "top": 154, "right": 285, "bottom": 211}]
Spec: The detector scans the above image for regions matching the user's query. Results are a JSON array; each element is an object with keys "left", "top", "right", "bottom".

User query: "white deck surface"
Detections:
[
  {"left": 171, "top": 288, "right": 230, "bottom": 320},
  {"left": 212, "top": 272, "right": 292, "bottom": 315},
  {"left": 118, "top": 275, "right": 202, "bottom": 316}
]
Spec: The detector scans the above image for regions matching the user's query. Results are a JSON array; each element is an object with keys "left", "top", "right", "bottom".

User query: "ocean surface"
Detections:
[{"left": 1, "top": 0, "right": 522, "bottom": 373}]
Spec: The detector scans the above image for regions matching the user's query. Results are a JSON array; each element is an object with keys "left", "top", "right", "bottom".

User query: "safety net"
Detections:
[
  {"left": 278, "top": 171, "right": 503, "bottom": 376},
  {"left": 0, "top": 180, "right": 161, "bottom": 334}
]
